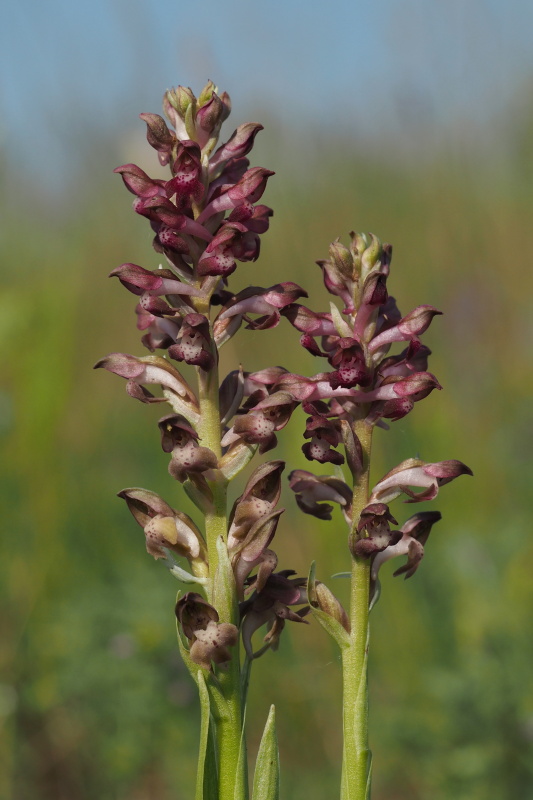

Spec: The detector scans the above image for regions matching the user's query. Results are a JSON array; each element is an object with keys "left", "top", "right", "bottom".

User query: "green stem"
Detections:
[
  {"left": 196, "top": 366, "right": 226, "bottom": 575},
  {"left": 341, "top": 420, "right": 373, "bottom": 800},
  {"left": 196, "top": 364, "right": 247, "bottom": 800}
]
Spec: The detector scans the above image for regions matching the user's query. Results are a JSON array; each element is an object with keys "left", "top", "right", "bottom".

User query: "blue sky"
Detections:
[{"left": 2, "top": 0, "right": 533, "bottom": 186}]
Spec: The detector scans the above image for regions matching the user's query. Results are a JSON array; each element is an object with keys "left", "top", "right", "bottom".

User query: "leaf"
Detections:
[
  {"left": 240, "top": 655, "right": 253, "bottom": 708},
  {"left": 161, "top": 387, "right": 200, "bottom": 426},
  {"left": 183, "top": 476, "right": 214, "bottom": 514},
  {"left": 213, "top": 535, "right": 239, "bottom": 623},
  {"left": 365, "top": 750, "right": 373, "bottom": 800},
  {"left": 311, "top": 606, "right": 351, "bottom": 649},
  {"left": 368, "top": 578, "right": 381, "bottom": 612},
  {"left": 196, "top": 671, "right": 218, "bottom": 800},
  {"left": 307, "top": 562, "right": 350, "bottom": 650},
  {"left": 329, "top": 301, "right": 353, "bottom": 338},
  {"left": 252, "top": 705, "right": 279, "bottom": 800},
  {"left": 233, "top": 718, "right": 249, "bottom": 800},
  {"left": 218, "top": 442, "right": 257, "bottom": 480},
  {"left": 164, "top": 553, "right": 208, "bottom": 585}
]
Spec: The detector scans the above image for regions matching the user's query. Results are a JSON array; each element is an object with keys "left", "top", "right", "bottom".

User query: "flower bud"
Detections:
[
  {"left": 329, "top": 239, "right": 354, "bottom": 280},
  {"left": 313, "top": 581, "right": 350, "bottom": 632},
  {"left": 139, "top": 113, "right": 176, "bottom": 166}
]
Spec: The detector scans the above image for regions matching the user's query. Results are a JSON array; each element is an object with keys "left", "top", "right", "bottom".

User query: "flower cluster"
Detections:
[
  {"left": 96, "top": 82, "right": 309, "bottom": 671},
  {"left": 97, "top": 80, "right": 471, "bottom": 671},
  {"left": 97, "top": 80, "right": 474, "bottom": 800},
  {"left": 282, "top": 234, "right": 472, "bottom": 608}
]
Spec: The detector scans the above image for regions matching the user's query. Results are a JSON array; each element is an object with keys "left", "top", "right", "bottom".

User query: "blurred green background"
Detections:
[{"left": 2, "top": 2, "right": 533, "bottom": 799}]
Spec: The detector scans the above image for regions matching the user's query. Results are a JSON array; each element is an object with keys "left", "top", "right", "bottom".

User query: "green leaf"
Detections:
[
  {"left": 240, "top": 655, "right": 253, "bottom": 709},
  {"left": 311, "top": 606, "right": 351, "bottom": 649},
  {"left": 369, "top": 578, "right": 381, "bottom": 612},
  {"left": 307, "top": 560, "right": 318, "bottom": 603},
  {"left": 329, "top": 300, "right": 353, "bottom": 337},
  {"left": 183, "top": 477, "right": 214, "bottom": 515},
  {"left": 213, "top": 535, "right": 238, "bottom": 623},
  {"left": 196, "top": 671, "right": 218, "bottom": 800},
  {"left": 218, "top": 441, "right": 257, "bottom": 480},
  {"left": 252, "top": 705, "right": 279, "bottom": 800},
  {"left": 233, "top": 718, "right": 249, "bottom": 800},
  {"left": 161, "top": 387, "right": 200, "bottom": 427},
  {"left": 365, "top": 750, "right": 373, "bottom": 800},
  {"left": 163, "top": 553, "right": 208, "bottom": 585},
  {"left": 307, "top": 562, "right": 350, "bottom": 650}
]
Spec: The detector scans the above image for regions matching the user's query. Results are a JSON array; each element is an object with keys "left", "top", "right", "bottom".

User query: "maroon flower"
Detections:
[
  {"left": 240, "top": 571, "right": 309, "bottom": 658},
  {"left": 165, "top": 140, "right": 204, "bottom": 210},
  {"left": 369, "top": 305, "right": 442, "bottom": 355},
  {"left": 158, "top": 414, "right": 218, "bottom": 482},
  {"left": 302, "top": 413, "right": 344, "bottom": 465},
  {"left": 226, "top": 459, "right": 285, "bottom": 597},
  {"left": 93, "top": 353, "right": 199, "bottom": 414},
  {"left": 371, "top": 511, "right": 443, "bottom": 586},
  {"left": 196, "top": 167, "right": 274, "bottom": 225},
  {"left": 227, "top": 461, "right": 285, "bottom": 548},
  {"left": 139, "top": 112, "right": 176, "bottom": 166},
  {"left": 216, "top": 282, "right": 307, "bottom": 331},
  {"left": 168, "top": 313, "right": 215, "bottom": 371},
  {"left": 209, "top": 122, "right": 264, "bottom": 176},
  {"left": 378, "top": 340, "right": 431, "bottom": 379},
  {"left": 223, "top": 391, "right": 297, "bottom": 454},
  {"left": 370, "top": 458, "right": 473, "bottom": 504},
  {"left": 281, "top": 305, "right": 337, "bottom": 337},
  {"left": 288, "top": 469, "right": 352, "bottom": 521},
  {"left": 197, "top": 222, "right": 260, "bottom": 277},
  {"left": 117, "top": 487, "right": 207, "bottom": 570},
  {"left": 176, "top": 592, "right": 238, "bottom": 671},
  {"left": 327, "top": 337, "right": 372, "bottom": 389},
  {"left": 353, "top": 503, "right": 401, "bottom": 557},
  {"left": 113, "top": 163, "right": 166, "bottom": 199},
  {"left": 109, "top": 262, "right": 202, "bottom": 299},
  {"left": 135, "top": 304, "right": 181, "bottom": 352}
]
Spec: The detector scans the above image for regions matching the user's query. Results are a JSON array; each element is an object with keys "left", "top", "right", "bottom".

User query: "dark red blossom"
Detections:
[
  {"left": 240, "top": 571, "right": 309, "bottom": 658},
  {"left": 168, "top": 313, "right": 215, "bottom": 370},
  {"left": 158, "top": 414, "right": 218, "bottom": 482},
  {"left": 176, "top": 593, "right": 238, "bottom": 670},
  {"left": 216, "top": 282, "right": 307, "bottom": 332},
  {"left": 288, "top": 470, "right": 352, "bottom": 520},
  {"left": 165, "top": 140, "right": 204, "bottom": 209},
  {"left": 327, "top": 338, "right": 372, "bottom": 389},
  {"left": 353, "top": 503, "right": 401, "bottom": 557},
  {"left": 223, "top": 391, "right": 297, "bottom": 454},
  {"left": 370, "top": 458, "right": 473, "bottom": 504},
  {"left": 197, "top": 222, "right": 260, "bottom": 277},
  {"left": 302, "top": 412, "right": 344, "bottom": 465},
  {"left": 139, "top": 112, "right": 176, "bottom": 166}
]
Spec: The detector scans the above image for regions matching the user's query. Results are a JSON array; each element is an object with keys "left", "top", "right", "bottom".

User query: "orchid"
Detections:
[{"left": 98, "top": 80, "right": 472, "bottom": 800}]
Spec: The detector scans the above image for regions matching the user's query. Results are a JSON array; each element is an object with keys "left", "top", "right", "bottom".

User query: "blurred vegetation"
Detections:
[{"left": 1, "top": 106, "right": 533, "bottom": 800}]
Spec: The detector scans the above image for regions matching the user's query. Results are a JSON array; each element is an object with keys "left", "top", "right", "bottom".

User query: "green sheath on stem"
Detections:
[
  {"left": 196, "top": 361, "right": 248, "bottom": 800},
  {"left": 341, "top": 420, "right": 373, "bottom": 800}
]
